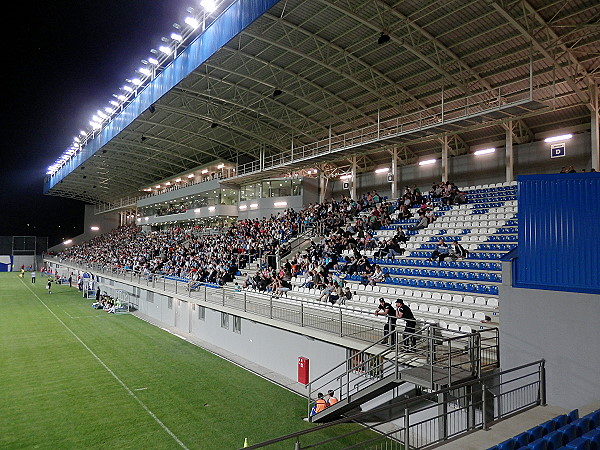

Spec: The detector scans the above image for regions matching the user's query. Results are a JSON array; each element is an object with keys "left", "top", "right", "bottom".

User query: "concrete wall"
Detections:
[
  {"left": 102, "top": 278, "right": 348, "bottom": 383},
  {"left": 499, "top": 263, "right": 600, "bottom": 410}
]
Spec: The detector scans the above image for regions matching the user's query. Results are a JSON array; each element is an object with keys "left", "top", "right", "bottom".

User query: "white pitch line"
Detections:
[{"left": 21, "top": 280, "right": 189, "bottom": 450}]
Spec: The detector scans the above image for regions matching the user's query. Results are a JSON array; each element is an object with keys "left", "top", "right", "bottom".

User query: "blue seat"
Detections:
[
  {"left": 544, "top": 430, "right": 566, "bottom": 450},
  {"left": 528, "top": 425, "right": 546, "bottom": 442},
  {"left": 515, "top": 431, "right": 533, "bottom": 447},
  {"left": 581, "top": 428, "right": 600, "bottom": 449},
  {"left": 526, "top": 438, "right": 548, "bottom": 450},
  {"left": 564, "top": 437, "right": 591, "bottom": 449},
  {"left": 556, "top": 423, "right": 578, "bottom": 444},
  {"left": 554, "top": 415, "right": 569, "bottom": 429},
  {"left": 583, "top": 410, "right": 600, "bottom": 428},
  {"left": 541, "top": 420, "right": 557, "bottom": 436},
  {"left": 574, "top": 418, "right": 592, "bottom": 437},
  {"left": 569, "top": 410, "right": 581, "bottom": 423},
  {"left": 497, "top": 438, "right": 516, "bottom": 450}
]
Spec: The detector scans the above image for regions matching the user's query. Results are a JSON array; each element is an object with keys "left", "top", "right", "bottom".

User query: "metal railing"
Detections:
[
  {"left": 242, "top": 359, "right": 546, "bottom": 449},
  {"left": 44, "top": 258, "right": 498, "bottom": 361},
  {"left": 306, "top": 322, "right": 498, "bottom": 421}
]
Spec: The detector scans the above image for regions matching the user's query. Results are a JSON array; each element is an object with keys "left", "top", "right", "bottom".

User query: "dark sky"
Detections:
[{"left": 1, "top": 1, "right": 187, "bottom": 246}]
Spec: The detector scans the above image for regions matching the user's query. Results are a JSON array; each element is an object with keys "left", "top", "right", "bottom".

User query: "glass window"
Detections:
[{"left": 221, "top": 312, "right": 229, "bottom": 329}]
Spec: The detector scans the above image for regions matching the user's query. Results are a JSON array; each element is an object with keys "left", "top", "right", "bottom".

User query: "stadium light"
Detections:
[
  {"left": 274, "top": 201, "right": 287, "bottom": 207},
  {"left": 474, "top": 147, "right": 496, "bottom": 156},
  {"left": 170, "top": 32, "right": 183, "bottom": 42},
  {"left": 340, "top": 174, "right": 352, "bottom": 180},
  {"left": 419, "top": 159, "right": 437, "bottom": 166},
  {"left": 201, "top": 0, "right": 217, "bottom": 13},
  {"left": 63, "top": 239, "right": 73, "bottom": 245},
  {"left": 185, "top": 17, "right": 200, "bottom": 29},
  {"left": 375, "top": 167, "right": 389, "bottom": 173},
  {"left": 239, "top": 205, "right": 248, "bottom": 210},
  {"left": 544, "top": 134, "right": 572, "bottom": 143},
  {"left": 90, "top": 226, "right": 99, "bottom": 231},
  {"left": 158, "top": 45, "right": 172, "bottom": 55}
]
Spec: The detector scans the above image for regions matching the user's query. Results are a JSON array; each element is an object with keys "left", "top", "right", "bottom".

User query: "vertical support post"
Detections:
[
  {"left": 351, "top": 157, "right": 357, "bottom": 200},
  {"left": 505, "top": 121, "right": 514, "bottom": 183},
  {"left": 540, "top": 360, "right": 547, "bottom": 406},
  {"left": 319, "top": 170, "right": 326, "bottom": 203},
  {"left": 438, "top": 391, "right": 448, "bottom": 441},
  {"left": 404, "top": 408, "right": 410, "bottom": 450},
  {"left": 441, "top": 136, "right": 449, "bottom": 182},
  {"left": 482, "top": 382, "right": 489, "bottom": 431},
  {"left": 391, "top": 147, "right": 398, "bottom": 199},
  {"left": 591, "top": 81, "right": 599, "bottom": 171}
]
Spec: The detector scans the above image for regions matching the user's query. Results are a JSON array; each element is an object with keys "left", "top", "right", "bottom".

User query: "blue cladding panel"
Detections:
[
  {"left": 44, "top": 0, "right": 280, "bottom": 193},
  {"left": 514, "top": 173, "right": 600, "bottom": 294}
]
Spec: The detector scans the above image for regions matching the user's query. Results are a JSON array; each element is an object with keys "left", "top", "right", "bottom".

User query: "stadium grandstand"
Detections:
[{"left": 35, "top": 0, "right": 599, "bottom": 448}]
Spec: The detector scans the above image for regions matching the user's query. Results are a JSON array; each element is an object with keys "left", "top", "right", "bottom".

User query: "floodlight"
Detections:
[
  {"left": 474, "top": 147, "right": 496, "bottom": 156},
  {"left": 158, "top": 45, "right": 172, "bottom": 55},
  {"left": 122, "top": 85, "right": 133, "bottom": 93},
  {"left": 544, "top": 134, "right": 572, "bottom": 143},
  {"left": 90, "top": 226, "right": 99, "bottom": 231},
  {"left": 170, "top": 32, "right": 183, "bottom": 42},
  {"left": 148, "top": 57, "right": 159, "bottom": 65},
  {"left": 138, "top": 67, "right": 151, "bottom": 77},
  {"left": 201, "top": 0, "right": 217, "bottom": 13},
  {"left": 419, "top": 159, "right": 436, "bottom": 166},
  {"left": 274, "top": 201, "right": 287, "bottom": 207},
  {"left": 340, "top": 174, "right": 352, "bottom": 180},
  {"left": 185, "top": 17, "right": 200, "bottom": 29},
  {"left": 375, "top": 167, "right": 390, "bottom": 173}
]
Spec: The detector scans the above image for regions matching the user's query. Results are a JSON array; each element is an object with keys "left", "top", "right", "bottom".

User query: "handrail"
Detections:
[{"left": 244, "top": 359, "right": 546, "bottom": 449}]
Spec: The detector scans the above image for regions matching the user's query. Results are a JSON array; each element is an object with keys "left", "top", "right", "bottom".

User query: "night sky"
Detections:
[{"left": 1, "top": 1, "right": 190, "bottom": 246}]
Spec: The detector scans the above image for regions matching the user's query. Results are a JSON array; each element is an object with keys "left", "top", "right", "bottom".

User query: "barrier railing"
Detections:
[{"left": 242, "top": 360, "right": 546, "bottom": 449}]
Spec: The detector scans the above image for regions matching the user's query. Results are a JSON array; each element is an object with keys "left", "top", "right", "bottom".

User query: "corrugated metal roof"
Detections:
[{"left": 45, "top": 0, "right": 600, "bottom": 204}]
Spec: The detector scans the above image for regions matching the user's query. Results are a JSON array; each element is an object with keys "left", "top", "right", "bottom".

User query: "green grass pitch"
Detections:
[{"left": 0, "top": 273, "right": 375, "bottom": 449}]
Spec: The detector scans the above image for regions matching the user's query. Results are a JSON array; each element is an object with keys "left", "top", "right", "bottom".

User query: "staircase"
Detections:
[{"left": 308, "top": 323, "right": 498, "bottom": 423}]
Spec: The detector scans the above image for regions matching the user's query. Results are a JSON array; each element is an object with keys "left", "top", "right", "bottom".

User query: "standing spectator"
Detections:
[
  {"left": 395, "top": 299, "right": 416, "bottom": 352},
  {"left": 47, "top": 279, "right": 52, "bottom": 294},
  {"left": 375, "top": 298, "right": 397, "bottom": 345},
  {"left": 31, "top": 271, "right": 36, "bottom": 283}
]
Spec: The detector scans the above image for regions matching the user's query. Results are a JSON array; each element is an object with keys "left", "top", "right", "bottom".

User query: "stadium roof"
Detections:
[{"left": 44, "top": 0, "right": 600, "bottom": 205}]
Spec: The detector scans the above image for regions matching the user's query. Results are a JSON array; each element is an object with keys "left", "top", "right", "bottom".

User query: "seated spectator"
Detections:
[
  {"left": 368, "top": 265, "right": 385, "bottom": 286},
  {"left": 450, "top": 240, "right": 469, "bottom": 260},
  {"left": 339, "top": 287, "right": 352, "bottom": 305},
  {"left": 327, "top": 390, "right": 338, "bottom": 406},
  {"left": 407, "top": 212, "right": 428, "bottom": 231},
  {"left": 311, "top": 393, "right": 327, "bottom": 416},
  {"left": 429, "top": 238, "right": 450, "bottom": 263},
  {"left": 386, "top": 239, "right": 404, "bottom": 259}
]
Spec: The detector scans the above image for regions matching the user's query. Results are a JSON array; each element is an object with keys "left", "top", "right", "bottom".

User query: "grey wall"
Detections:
[
  {"left": 125, "top": 284, "right": 348, "bottom": 383},
  {"left": 499, "top": 264, "right": 600, "bottom": 410}
]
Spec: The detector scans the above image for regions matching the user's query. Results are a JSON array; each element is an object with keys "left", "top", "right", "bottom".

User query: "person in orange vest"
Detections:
[
  {"left": 311, "top": 393, "right": 328, "bottom": 416},
  {"left": 327, "top": 390, "right": 338, "bottom": 406}
]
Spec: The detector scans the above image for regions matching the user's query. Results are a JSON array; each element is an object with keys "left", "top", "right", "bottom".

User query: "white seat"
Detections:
[
  {"left": 461, "top": 309, "right": 473, "bottom": 319},
  {"left": 421, "top": 291, "right": 432, "bottom": 299},
  {"left": 441, "top": 293, "right": 452, "bottom": 302},
  {"left": 412, "top": 290, "right": 422, "bottom": 299},
  {"left": 439, "top": 306, "right": 450, "bottom": 316},
  {"left": 450, "top": 308, "right": 461, "bottom": 317},
  {"left": 379, "top": 286, "right": 388, "bottom": 294},
  {"left": 463, "top": 295, "right": 475, "bottom": 305},
  {"left": 428, "top": 305, "right": 439, "bottom": 314},
  {"left": 474, "top": 311, "right": 486, "bottom": 322},
  {"left": 487, "top": 298, "right": 499, "bottom": 308},
  {"left": 452, "top": 294, "right": 463, "bottom": 303},
  {"left": 419, "top": 303, "right": 429, "bottom": 312},
  {"left": 474, "top": 296, "right": 486, "bottom": 306},
  {"left": 460, "top": 325, "right": 472, "bottom": 333},
  {"left": 432, "top": 292, "right": 442, "bottom": 301}
]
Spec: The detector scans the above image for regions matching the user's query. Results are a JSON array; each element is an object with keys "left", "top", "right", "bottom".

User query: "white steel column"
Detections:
[
  {"left": 506, "top": 120, "right": 514, "bottom": 182},
  {"left": 441, "top": 136, "right": 449, "bottom": 182},
  {"left": 391, "top": 148, "right": 398, "bottom": 199},
  {"left": 591, "top": 82, "right": 599, "bottom": 171},
  {"left": 351, "top": 157, "right": 357, "bottom": 200}
]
